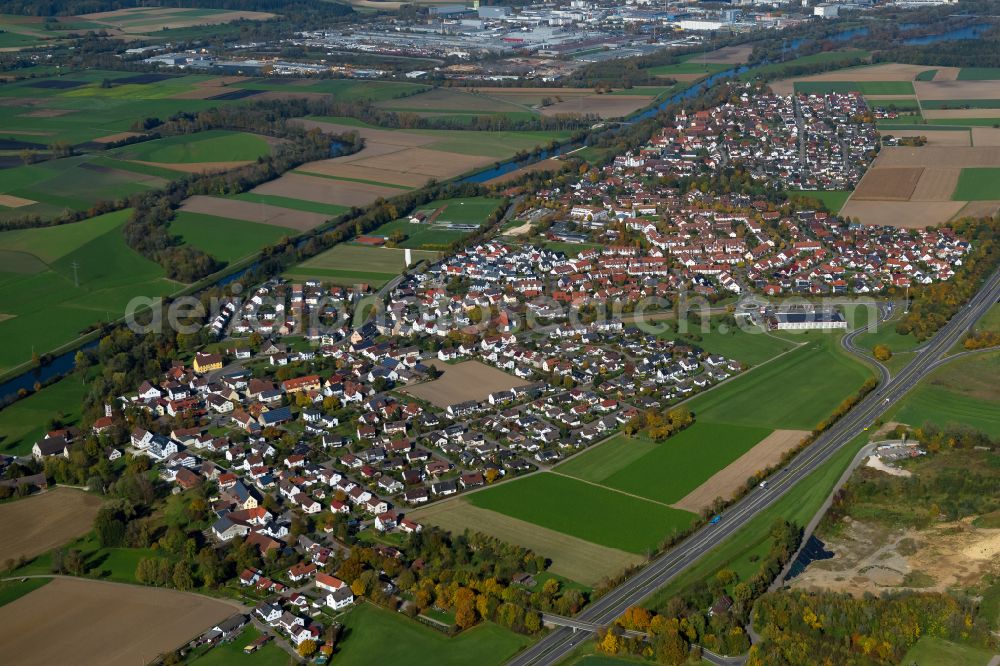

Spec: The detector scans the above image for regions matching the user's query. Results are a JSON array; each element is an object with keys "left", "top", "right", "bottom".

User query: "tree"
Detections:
[
  {"left": 297, "top": 640, "right": 318, "bottom": 658},
  {"left": 873, "top": 344, "right": 892, "bottom": 361}
]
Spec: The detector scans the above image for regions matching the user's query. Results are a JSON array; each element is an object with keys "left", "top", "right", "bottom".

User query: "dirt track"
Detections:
[
  {"left": 672, "top": 430, "right": 807, "bottom": 513},
  {"left": 0, "top": 488, "right": 102, "bottom": 563},
  {"left": 0, "top": 577, "right": 237, "bottom": 666}
]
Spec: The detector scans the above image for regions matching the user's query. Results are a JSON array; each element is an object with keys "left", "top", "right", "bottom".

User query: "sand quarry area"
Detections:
[{"left": 791, "top": 517, "right": 1000, "bottom": 597}]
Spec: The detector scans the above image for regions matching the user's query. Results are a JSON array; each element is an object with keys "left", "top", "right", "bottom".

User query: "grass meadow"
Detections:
[
  {"left": 371, "top": 196, "right": 501, "bottom": 249},
  {"left": 169, "top": 211, "right": 291, "bottom": 264},
  {"left": 794, "top": 81, "right": 915, "bottom": 95},
  {"left": 787, "top": 189, "right": 852, "bottom": 213},
  {"left": 0, "top": 374, "right": 86, "bottom": 455},
  {"left": 286, "top": 243, "right": 438, "bottom": 286},
  {"left": 186, "top": 626, "right": 293, "bottom": 666},
  {"left": 468, "top": 473, "right": 696, "bottom": 554},
  {"left": 952, "top": 168, "right": 1000, "bottom": 201},
  {"left": 112, "top": 129, "right": 271, "bottom": 164},
  {"left": 0, "top": 209, "right": 179, "bottom": 372}
]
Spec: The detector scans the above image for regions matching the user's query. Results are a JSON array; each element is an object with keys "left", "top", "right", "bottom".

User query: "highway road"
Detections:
[{"left": 509, "top": 268, "right": 1000, "bottom": 666}]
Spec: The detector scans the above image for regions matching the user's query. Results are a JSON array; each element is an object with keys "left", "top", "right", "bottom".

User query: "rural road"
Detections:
[
  {"left": 507, "top": 267, "right": 1000, "bottom": 666},
  {"left": 841, "top": 300, "right": 893, "bottom": 383}
]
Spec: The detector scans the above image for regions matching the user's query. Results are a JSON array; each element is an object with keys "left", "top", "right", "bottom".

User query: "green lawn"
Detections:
[
  {"left": 0, "top": 577, "right": 51, "bottom": 607},
  {"left": 922, "top": 99, "right": 1000, "bottom": 110},
  {"left": 952, "top": 168, "right": 1000, "bottom": 201},
  {"left": 468, "top": 473, "right": 696, "bottom": 554},
  {"left": 186, "top": 626, "right": 293, "bottom": 666},
  {"left": 14, "top": 531, "right": 163, "bottom": 584},
  {"left": 794, "top": 81, "right": 914, "bottom": 95},
  {"left": 557, "top": 424, "right": 775, "bottom": 505},
  {"left": 685, "top": 333, "right": 873, "bottom": 431},
  {"left": 334, "top": 602, "right": 531, "bottom": 666},
  {"left": 112, "top": 129, "right": 271, "bottom": 164},
  {"left": 0, "top": 209, "right": 179, "bottom": 373},
  {"left": 169, "top": 211, "right": 291, "bottom": 264},
  {"left": 900, "top": 636, "right": 996, "bottom": 666},
  {"left": 787, "top": 189, "right": 851, "bottom": 213},
  {"left": 0, "top": 374, "right": 86, "bottom": 455},
  {"left": 851, "top": 309, "right": 922, "bottom": 355},
  {"left": 889, "top": 351, "right": 1000, "bottom": 437}
]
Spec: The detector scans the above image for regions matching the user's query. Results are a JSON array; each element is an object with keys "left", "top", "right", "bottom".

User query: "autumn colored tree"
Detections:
[
  {"left": 297, "top": 640, "right": 317, "bottom": 658},
  {"left": 872, "top": 344, "right": 892, "bottom": 361}
]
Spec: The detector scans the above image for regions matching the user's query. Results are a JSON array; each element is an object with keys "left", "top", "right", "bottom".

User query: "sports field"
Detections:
[
  {"left": 286, "top": 243, "right": 438, "bottom": 286},
  {"left": 168, "top": 211, "right": 291, "bottom": 263},
  {"left": 371, "top": 196, "right": 502, "bottom": 249},
  {"left": 335, "top": 601, "right": 531, "bottom": 666},
  {"left": 467, "top": 473, "right": 696, "bottom": 554},
  {"left": 0, "top": 209, "right": 180, "bottom": 372}
]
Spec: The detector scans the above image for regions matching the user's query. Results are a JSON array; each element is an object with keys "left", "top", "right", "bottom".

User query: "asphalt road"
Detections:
[{"left": 509, "top": 268, "right": 1000, "bottom": 666}]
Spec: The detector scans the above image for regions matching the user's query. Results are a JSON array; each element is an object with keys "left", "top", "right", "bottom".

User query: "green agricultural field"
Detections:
[
  {"left": 238, "top": 79, "right": 428, "bottom": 102},
  {"left": 0, "top": 155, "right": 168, "bottom": 221},
  {"left": 14, "top": 530, "right": 164, "bottom": 584},
  {"left": 0, "top": 209, "right": 180, "bottom": 373},
  {"left": 787, "top": 189, "right": 852, "bottom": 213},
  {"left": 557, "top": 424, "right": 773, "bottom": 505},
  {"left": 112, "top": 129, "right": 271, "bottom": 164},
  {"left": 866, "top": 97, "right": 921, "bottom": 111},
  {"left": 922, "top": 99, "right": 1000, "bottom": 109},
  {"left": 169, "top": 211, "right": 291, "bottom": 264},
  {"left": 371, "top": 196, "right": 502, "bottom": 249},
  {"left": 288, "top": 243, "right": 438, "bottom": 285},
  {"left": 0, "top": 374, "right": 86, "bottom": 455},
  {"left": 468, "top": 473, "right": 696, "bottom": 554},
  {"left": 414, "top": 129, "right": 574, "bottom": 159},
  {"left": 685, "top": 333, "right": 873, "bottom": 431},
  {"left": 186, "top": 626, "right": 292, "bottom": 666},
  {"left": 900, "top": 636, "right": 996, "bottom": 666},
  {"left": 952, "top": 168, "right": 1000, "bottom": 201},
  {"left": 0, "top": 577, "right": 51, "bottom": 608},
  {"left": 957, "top": 67, "right": 1000, "bottom": 81},
  {"left": 915, "top": 69, "right": 938, "bottom": 81},
  {"left": 335, "top": 602, "right": 531, "bottom": 666},
  {"left": 794, "top": 81, "right": 915, "bottom": 95},
  {"left": 889, "top": 351, "right": 1000, "bottom": 436}
]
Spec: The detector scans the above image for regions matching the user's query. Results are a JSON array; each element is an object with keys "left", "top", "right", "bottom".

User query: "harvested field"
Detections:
[
  {"left": 953, "top": 200, "right": 1000, "bottom": 219},
  {"left": 772, "top": 63, "right": 955, "bottom": 95},
  {"left": 540, "top": 95, "right": 653, "bottom": 119},
  {"left": 971, "top": 127, "right": 1000, "bottom": 146},
  {"left": 851, "top": 167, "right": 923, "bottom": 200},
  {"left": 78, "top": 7, "right": 275, "bottom": 33},
  {"left": 410, "top": 499, "right": 643, "bottom": 585},
  {"left": 664, "top": 72, "right": 706, "bottom": 82},
  {"left": 127, "top": 159, "right": 252, "bottom": 173},
  {"left": 914, "top": 80, "right": 1000, "bottom": 100},
  {"left": 932, "top": 68, "right": 960, "bottom": 82},
  {"left": 180, "top": 195, "right": 329, "bottom": 231},
  {"left": 295, "top": 119, "right": 436, "bottom": 147},
  {"left": 699, "top": 44, "right": 754, "bottom": 64},
  {"left": 672, "top": 430, "right": 808, "bottom": 513},
  {"left": 910, "top": 168, "right": 961, "bottom": 200},
  {"left": 253, "top": 172, "right": 406, "bottom": 208},
  {"left": 91, "top": 131, "right": 144, "bottom": 144},
  {"left": 875, "top": 146, "right": 1000, "bottom": 168},
  {"left": 0, "top": 194, "right": 37, "bottom": 208},
  {"left": 839, "top": 200, "right": 966, "bottom": 228},
  {"left": 0, "top": 577, "right": 238, "bottom": 666},
  {"left": 923, "top": 108, "right": 1000, "bottom": 120},
  {"left": 883, "top": 128, "right": 971, "bottom": 147},
  {"left": 298, "top": 160, "right": 429, "bottom": 188},
  {"left": 0, "top": 488, "right": 102, "bottom": 562},
  {"left": 484, "top": 158, "right": 563, "bottom": 186},
  {"left": 403, "top": 360, "right": 529, "bottom": 408},
  {"left": 377, "top": 88, "right": 522, "bottom": 113},
  {"left": 348, "top": 146, "right": 495, "bottom": 179}
]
